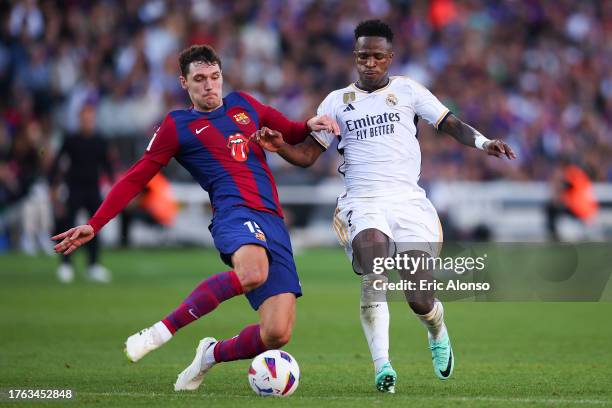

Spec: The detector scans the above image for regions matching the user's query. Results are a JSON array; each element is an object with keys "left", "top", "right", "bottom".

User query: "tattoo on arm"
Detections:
[{"left": 439, "top": 114, "right": 483, "bottom": 148}]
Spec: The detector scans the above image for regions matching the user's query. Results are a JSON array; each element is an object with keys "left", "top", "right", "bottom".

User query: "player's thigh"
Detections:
[
  {"left": 397, "top": 248, "right": 436, "bottom": 305},
  {"left": 352, "top": 228, "right": 393, "bottom": 275},
  {"left": 244, "top": 213, "right": 302, "bottom": 311},
  {"left": 334, "top": 198, "right": 393, "bottom": 274},
  {"left": 210, "top": 208, "right": 273, "bottom": 287},
  {"left": 258, "top": 292, "right": 296, "bottom": 339},
  {"left": 231, "top": 244, "right": 269, "bottom": 289},
  {"left": 391, "top": 197, "right": 443, "bottom": 257}
]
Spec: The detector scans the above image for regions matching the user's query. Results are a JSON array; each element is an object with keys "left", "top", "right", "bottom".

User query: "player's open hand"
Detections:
[
  {"left": 52, "top": 224, "right": 95, "bottom": 255},
  {"left": 484, "top": 140, "right": 517, "bottom": 160},
  {"left": 252, "top": 127, "right": 286, "bottom": 152},
  {"left": 307, "top": 115, "right": 340, "bottom": 135}
]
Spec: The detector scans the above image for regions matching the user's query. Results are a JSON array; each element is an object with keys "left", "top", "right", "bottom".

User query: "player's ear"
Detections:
[{"left": 179, "top": 75, "right": 188, "bottom": 90}]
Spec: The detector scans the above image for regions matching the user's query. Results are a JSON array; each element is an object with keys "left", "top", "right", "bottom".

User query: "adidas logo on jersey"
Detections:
[{"left": 343, "top": 104, "right": 356, "bottom": 112}]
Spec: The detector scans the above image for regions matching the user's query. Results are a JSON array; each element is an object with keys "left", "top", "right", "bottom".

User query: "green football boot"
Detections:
[
  {"left": 375, "top": 362, "right": 397, "bottom": 393},
  {"left": 429, "top": 332, "right": 454, "bottom": 380}
]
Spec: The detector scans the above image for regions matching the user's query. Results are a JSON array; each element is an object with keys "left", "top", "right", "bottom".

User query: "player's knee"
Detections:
[
  {"left": 354, "top": 228, "right": 388, "bottom": 246},
  {"left": 233, "top": 246, "right": 269, "bottom": 291},
  {"left": 261, "top": 325, "right": 292, "bottom": 349},
  {"left": 352, "top": 229, "right": 390, "bottom": 271},
  {"left": 237, "top": 265, "right": 268, "bottom": 291}
]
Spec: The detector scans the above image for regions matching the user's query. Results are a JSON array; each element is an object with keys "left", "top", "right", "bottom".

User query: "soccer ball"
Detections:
[{"left": 248, "top": 350, "right": 300, "bottom": 397}]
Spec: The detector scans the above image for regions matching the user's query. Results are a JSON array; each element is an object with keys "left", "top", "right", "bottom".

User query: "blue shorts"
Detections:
[{"left": 209, "top": 206, "right": 302, "bottom": 310}]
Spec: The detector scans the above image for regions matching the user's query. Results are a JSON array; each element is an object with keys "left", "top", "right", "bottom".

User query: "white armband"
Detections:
[{"left": 474, "top": 134, "right": 490, "bottom": 150}]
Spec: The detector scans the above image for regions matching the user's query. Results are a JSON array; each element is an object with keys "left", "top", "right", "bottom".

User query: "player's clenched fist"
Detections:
[
  {"left": 52, "top": 224, "right": 95, "bottom": 255},
  {"left": 252, "top": 127, "right": 286, "bottom": 152}
]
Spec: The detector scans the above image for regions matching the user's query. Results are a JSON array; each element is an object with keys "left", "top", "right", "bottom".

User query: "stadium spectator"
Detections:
[
  {"left": 545, "top": 158, "right": 599, "bottom": 241},
  {"left": 119, "top": 172, "right": 178, "bottom": 247},
  {"left": 49, "top": 104, "right": 114, "bottom": 283},
  {"left": 4, "top": 119, "right": 53, "bottom": 255}
]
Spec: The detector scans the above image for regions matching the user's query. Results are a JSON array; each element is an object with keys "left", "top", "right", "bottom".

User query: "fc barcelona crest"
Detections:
[{"left": 233, "top": 112, "right": 251, "bottom": 125}]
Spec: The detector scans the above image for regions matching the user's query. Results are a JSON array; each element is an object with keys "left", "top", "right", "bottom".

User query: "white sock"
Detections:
[
  {"left": 360, "top": 274, "right": 390, "bottom": 372},
  {"left": 153, "top": 321, "right": 173, "bottom": 344},
  {"left": 203, "top": 342, "right": 218, "bottom": 366},
  {"left": 416, "top": 300, "right": 447, "bottom": 341}
]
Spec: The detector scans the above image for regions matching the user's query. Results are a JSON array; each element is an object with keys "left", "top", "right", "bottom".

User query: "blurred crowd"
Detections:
[{"left": 0, "top": 0, "right": 610, "bottom": 251}]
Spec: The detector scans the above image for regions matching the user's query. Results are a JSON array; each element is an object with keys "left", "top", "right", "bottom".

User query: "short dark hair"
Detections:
[
  {"left": 179, "top": 45, "right": 222, "bottom": 77},
  {"left": 354, "top": 19, "right": 393, "bottom": 43}
]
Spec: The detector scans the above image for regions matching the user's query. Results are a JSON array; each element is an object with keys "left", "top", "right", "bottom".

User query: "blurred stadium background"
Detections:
[{"left": 0, "top": 0, "right": 611, "bottom": 254}]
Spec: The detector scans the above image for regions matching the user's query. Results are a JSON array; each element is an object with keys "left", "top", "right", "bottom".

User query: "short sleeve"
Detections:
[
  {"left": 143, "top": 114, "right": 180, "bottom": 166},
  {"left": 410, "top": 80, "right": 450, "bottom": 129},
  {"left": 310, "top": 93, "right": 337, "bottom": 150}
]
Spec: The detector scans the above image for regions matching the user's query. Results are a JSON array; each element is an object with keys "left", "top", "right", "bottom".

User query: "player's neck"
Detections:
[
  {"left": 193, "top": 102, "right": 223, "bottom": 113},
  {"left": 355, "top": 76, "right": 390, "bottom": 93}
]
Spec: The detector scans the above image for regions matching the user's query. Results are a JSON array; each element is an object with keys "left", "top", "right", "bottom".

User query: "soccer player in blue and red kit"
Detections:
[{"left": 52, "top": 45, "right": 340, "bottom": 391}]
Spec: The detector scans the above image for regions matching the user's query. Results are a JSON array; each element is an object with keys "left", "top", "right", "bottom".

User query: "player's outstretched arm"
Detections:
[
  {"left": 439, "top": 114, "right": 516, "bottom": 160},
  {"left": 254, "top": 127, "right": 325, "bottom": 168}
]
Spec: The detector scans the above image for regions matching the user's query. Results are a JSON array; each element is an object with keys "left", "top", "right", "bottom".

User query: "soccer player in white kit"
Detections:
[{"left": 255, "top": 20, "right": 516, "bottom": 393}]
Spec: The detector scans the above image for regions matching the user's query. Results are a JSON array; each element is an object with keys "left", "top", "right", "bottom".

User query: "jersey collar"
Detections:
[
  {"left": 351, "top": 77, "right": 394, "bottom": 94},
  {"left": 190, "top": 100, "right": 226, "bottom": 119}
]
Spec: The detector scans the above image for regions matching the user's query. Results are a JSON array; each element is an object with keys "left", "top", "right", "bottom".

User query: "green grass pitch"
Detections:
[{"left": 1, "top": 248, "right": 611, "bottom": 407}]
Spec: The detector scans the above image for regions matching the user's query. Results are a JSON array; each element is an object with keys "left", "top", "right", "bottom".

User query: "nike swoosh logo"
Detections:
[
  {"left": 188, "top": 308, "right": 199, "bottom": 319},
  {"left": 195, "top": 125, "right": 209, "bottom": 134},
  {"left": 439, "top": 348, "right": 453, "bottom": 378}
]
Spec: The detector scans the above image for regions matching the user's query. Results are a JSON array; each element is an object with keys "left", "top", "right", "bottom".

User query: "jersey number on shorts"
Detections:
[{"left": 244, "top": 221, "right": 266, "bottom": 242}]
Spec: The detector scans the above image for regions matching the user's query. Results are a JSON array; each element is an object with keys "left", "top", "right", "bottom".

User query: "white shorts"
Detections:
[{"left": 332, "top": 194, "right": 443, "bottom": 273}]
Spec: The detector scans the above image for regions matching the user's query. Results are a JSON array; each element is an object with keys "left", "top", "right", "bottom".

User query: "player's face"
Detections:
[
  {"left": 180, "top": 62, "right": 223, "bottom": 112},
  {"left": 354, "top": 37, "right": 393, "bottom": 90}
]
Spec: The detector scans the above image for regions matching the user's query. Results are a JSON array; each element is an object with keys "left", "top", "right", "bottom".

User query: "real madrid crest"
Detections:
[
  {"left": 233, "top": 112, "right": 251, "bottom": 125},
  {"left": 386, "top": 93, "right": 398, "bottom": 107},
  {"left": 343, "top": 92, "right": 356, "bottom": 104}
]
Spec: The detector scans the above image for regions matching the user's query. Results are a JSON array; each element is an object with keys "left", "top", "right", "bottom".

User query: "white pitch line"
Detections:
[{"left": 79, "top": 392, "right": 612, "bottom": 405}]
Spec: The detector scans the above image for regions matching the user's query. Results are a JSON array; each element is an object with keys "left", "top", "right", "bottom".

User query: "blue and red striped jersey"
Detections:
[{"left": 144, "top": 91, "right": 309, "bottom": 218}]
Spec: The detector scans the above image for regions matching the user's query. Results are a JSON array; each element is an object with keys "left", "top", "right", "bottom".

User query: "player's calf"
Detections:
[
  {"left": 125, "top": 270, "right": 244, "bottom": 362},
  {"left": 408, "top": 298, "right": 435, "bottom": 315},
  {"left": 258, "top": 293, "right": 296, "bottom": 349},
  {"left": 163, "top": 270, "right": 244, "bottom": 333},
  {"left": 260, "top": 323, "right": 292, "bottom": 349}
]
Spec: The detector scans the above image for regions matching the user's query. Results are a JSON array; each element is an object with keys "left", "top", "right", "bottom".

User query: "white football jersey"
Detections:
[{"left": 312, "top": 76, "right": 449, "bottom": 198}]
